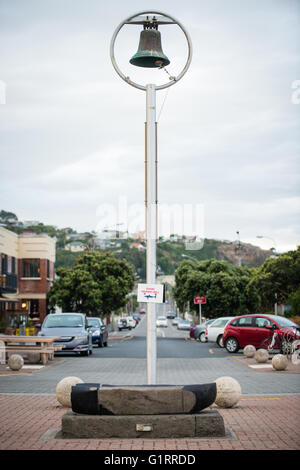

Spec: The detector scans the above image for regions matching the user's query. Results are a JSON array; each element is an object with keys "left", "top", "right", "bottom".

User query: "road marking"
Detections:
[
  {"left": 0, "top": 373, "right": 32, "bottom": 377},
  {"left": 240, "top": 397, "right": 281, "bottom": 401}
]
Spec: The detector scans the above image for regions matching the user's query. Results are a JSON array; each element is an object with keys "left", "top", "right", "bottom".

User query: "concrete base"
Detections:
[{"left": 61, "top": 410, "right": 225, "bottom": 439}]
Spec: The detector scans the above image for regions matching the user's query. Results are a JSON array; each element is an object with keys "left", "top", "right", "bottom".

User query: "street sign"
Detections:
[
  {"left": 137, "top": 284, "right": 165, "bottom": 303},
  {"left": 194, "top": 296, "right": 206, "bottom": 304}
]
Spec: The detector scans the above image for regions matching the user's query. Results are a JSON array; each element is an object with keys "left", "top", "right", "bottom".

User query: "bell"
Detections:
[{"left": 130, "top": 28, "right": 170, "bottom": 68}]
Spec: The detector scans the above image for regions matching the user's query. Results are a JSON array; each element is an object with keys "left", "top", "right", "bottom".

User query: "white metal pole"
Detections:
[
  {"left": 145, "top": 83, "right": 157, "bottom": 384},
  {"left": 199, "top": 302, "right": 202, "bottom": 325}
]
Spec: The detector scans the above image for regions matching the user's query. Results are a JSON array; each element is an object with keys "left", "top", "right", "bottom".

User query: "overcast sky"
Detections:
[{"left": 1, "top": 0, "right": 299, "bottom": 253}]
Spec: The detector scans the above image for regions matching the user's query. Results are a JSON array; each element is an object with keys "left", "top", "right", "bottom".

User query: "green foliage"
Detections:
[
  {"left": 48, "top": 251, "right": 135, "bottom": 317},
  {"left": 249, "top": 247, "right": 300, "bottom": 311},
  {"left": 173, "top": 259, "right": 259, "bottom": 318},
  {"left": 55, "top": 250, "right": 81, "bottom": 269},
  {"left": 287, "top": 287, "right": 300, "bottom": 316},
  {"left": 0, "top": 210, "right": 18, "bottom": 222}
]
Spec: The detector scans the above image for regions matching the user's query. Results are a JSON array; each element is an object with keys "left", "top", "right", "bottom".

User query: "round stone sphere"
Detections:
[
  {"left": 214, "top": 376, "right": 242, "bottom": 408},
  {"left": 56, "top": 376, "right": 84, "bottom": 407},
  {"left": 8, "top": 354, "right": 24, "bottom": 371},
  {"left": 243, "top": 345, "right": 256, "bottom": 358},
  {"left": 255, "top": 348, "right": 269, "bottom": 363},
  {"left": 272, "top": 354, "right": 288, "bottom": 371}
]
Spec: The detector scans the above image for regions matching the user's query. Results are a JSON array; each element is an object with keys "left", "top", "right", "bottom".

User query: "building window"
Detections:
[
  {"left": 1, "top": 254, "right": 7, "bottom": 274},
  {"left": 29, "top": 299, "right": 40, "bottom": 319},
  {"left": 47, "top": 260, "right": 50, "bottom": 278},
  {"left": 22, "top": 259, "right": 40, "bottom": 278},
  {"left": 11, "top": 257, "right": 16, "bottom": 274}
]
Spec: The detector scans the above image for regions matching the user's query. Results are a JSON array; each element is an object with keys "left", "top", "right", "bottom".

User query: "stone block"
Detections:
[
  {"left": 71, "top": 382, "right": 217, "bottom": 415},
  {"left": 61, "top": 409, "right": 226, "bottom": 439},
  {"left": 195, "top": 410, "right": 225, "bottom": 437}
]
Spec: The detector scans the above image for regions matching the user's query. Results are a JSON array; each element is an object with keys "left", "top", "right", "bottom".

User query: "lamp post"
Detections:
[
  {"left": 256, "top": 235, "right": 277, "bottom": 254},
  {"left": 110, "top": 11, "right": 192, "bottom": 384}
]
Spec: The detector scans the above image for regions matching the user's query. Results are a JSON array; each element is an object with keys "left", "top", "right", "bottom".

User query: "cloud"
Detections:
[{"left": 0, "top": 0, "right": 299, "bottom": 253}]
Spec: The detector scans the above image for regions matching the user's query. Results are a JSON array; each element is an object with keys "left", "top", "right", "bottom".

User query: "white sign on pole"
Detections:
[{"left": 137, "top": 284, "right": 165, "bottom": 303}]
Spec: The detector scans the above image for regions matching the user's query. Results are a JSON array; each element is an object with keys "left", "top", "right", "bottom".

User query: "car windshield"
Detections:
[
  {"left": 274, "top": 317, "right": 299, "bottom": 328},
  {"left": 43, "top": 315, "right": 84, "bottom": 328},
  {"left": 87, "top": 319, "right": 100, "bottom": 327},
  {"left": 210, "top": 318, "right": 231, "bottom": 328},
  {"left": 158, "top": 317, "right": 166, "bottom": 320}
]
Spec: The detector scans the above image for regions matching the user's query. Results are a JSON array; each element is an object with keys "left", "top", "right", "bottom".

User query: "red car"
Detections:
[{"left": 223, "top": 314, "right": 299, "bottom": 353}]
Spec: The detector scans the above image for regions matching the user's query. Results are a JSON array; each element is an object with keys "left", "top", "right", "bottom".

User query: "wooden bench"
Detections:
[
  {"left": 4, "top": 345, "right": 62, "bottom": 364},
  {"left": 0, "top": 335, "right": 61, "bottom": 365}
]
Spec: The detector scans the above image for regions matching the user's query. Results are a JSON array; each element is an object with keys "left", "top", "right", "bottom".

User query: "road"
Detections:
[
  {"left": 0, "top": 314, "right": 299, "bottom": 395},
  {"left": 106, "top": 314, "right": 229, "bottom": 358}
]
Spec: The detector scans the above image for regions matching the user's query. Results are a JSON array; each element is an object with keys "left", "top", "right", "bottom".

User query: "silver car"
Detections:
[
  {"left": 177, "top": 319, "right": 192, "bottom": 330},
  {"left": 38, "top": 312, "right": 93, "bottom": 356}
]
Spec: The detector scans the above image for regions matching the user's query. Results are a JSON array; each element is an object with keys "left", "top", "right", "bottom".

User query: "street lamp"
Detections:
[
  {"left": 110, "top": 11, "right": 192, "bottom": 384},
  {"left": 256, "top": 235, "right": 277, "bottom": 254}
]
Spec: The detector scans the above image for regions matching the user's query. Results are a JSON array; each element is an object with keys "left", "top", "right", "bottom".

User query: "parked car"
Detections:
[
  {"left": 87, "top": 317, "right": 108, "bottom": 348},
  {"left": 118, "top": 316, "right": 136, "bottom": 331},
  {"left": 191, "top": 319, "right": 216, "bottom": 342},
  {"left": 38, "top": 312, "right": 93, "bottom": 356},
  {"left": 139, "top": 309, "right": 146, "bottom": 314},
  {"left": 206, "top": 317, "right": 235, "bottom": 347},
  {"left": 156, "top": 316, "right": 168, "bottom": 327},
  {"left": 223, "top": 314, "right": 300, "bottom": 353},
  {"left": 177, "top": 319, "right": 192, "bottom": 330},
  {"left": 166, "top": 311, "right": 176, "bottom": 319},
  {"left": 172, "top": 316, "right": 182, "bottom": 326}
]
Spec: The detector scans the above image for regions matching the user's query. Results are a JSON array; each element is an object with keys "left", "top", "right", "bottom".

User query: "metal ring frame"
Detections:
[{"left": 110, "top": 11, "right": 192, "bottom": 91}]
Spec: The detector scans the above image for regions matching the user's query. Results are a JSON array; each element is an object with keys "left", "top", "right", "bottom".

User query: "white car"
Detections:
[
  {"left": 206, "top": 317, "right": 235, "bottom": 347},
  {"left": 118, "top": 316, "right": 136, "bottom": 331},
  {"left": 156, "top": 316, "right": 168, "bottom": 327},
  {"left": 177, "top": 319, "right": 192, "bottom": 330}
]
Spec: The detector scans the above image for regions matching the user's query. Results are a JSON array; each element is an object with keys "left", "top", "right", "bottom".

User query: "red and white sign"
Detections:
[
  {"left": 137, "top": 283, "right": 165, "bottom": 303},
  {"left": 194, "top": 296, "right": 206, "bottom": 305}
]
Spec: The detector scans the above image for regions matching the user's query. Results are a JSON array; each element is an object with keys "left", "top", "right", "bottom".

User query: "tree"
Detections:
[
  {"left": 0, "top": 210, "right": 18, "bottom": 223},
  {"left": 48, "top": 251, "right": 135, "bottom": 317},
  {"left": 249, "top": 247, "right": 300, "bottom": 311},
  {"left": 287, "top": 287, "right": 300, "bottom": 317},
  {"left": 173, "top": 259, "right": 259, "bottom": 318}
]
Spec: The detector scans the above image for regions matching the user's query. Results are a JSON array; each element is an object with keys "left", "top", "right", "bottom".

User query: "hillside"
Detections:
[{"left": 0, "top": 210, "right": 273, "bottom": 279}]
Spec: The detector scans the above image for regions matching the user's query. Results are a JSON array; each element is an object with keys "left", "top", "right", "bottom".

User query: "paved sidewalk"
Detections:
[{"left": 0, "top": 393, "right": 299, "bottom": 450}]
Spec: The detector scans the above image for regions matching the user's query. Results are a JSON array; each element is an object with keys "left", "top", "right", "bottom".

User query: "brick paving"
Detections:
[
  {"left": 1, "top": 329, "right": 300, "bottom": 452},
  {"left": 0, "top": 393, "right": 299, "bottom": 450}
]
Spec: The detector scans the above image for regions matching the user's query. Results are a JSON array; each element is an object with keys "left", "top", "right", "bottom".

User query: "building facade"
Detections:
[{"left": 0, "top": 227, "right": 55, "bottom": 331}]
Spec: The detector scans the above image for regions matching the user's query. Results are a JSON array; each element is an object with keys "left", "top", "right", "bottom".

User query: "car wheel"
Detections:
[
  {"left": 199, "top": 332, "right": 207, "bottom": 343},
  {"left": 217, "top": 335, "right": 224, "bottom": 348},
  {"left": 80, "top": 350, "right": 89, "bottom": 356},
  {"left": 225, "top": 337, "right": 240, "bottom": 353}
]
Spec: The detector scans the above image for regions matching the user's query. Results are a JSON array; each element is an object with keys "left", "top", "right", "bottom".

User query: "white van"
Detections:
[{"left": 118, "top": 316, "right": 136, "bottom": 331}]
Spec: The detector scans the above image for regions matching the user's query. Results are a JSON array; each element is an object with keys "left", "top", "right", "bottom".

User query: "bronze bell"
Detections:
[{"left": 130, "top": 28, "right": 170, "bottom": 68}]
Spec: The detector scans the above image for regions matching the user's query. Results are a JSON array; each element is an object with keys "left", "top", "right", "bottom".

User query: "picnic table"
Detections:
[{"left": 0, "top": 335, "right": 62, "bottom": 365}]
